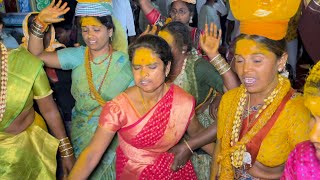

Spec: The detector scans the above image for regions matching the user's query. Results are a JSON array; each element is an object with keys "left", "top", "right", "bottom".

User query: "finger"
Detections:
[
  {"left": 213, "top": 24, "right": 218, "bottom": 38},
  {"left": 55, "top": 0, "right": 62, "bottom": 8},
  {"left": 151, "top": 25, "right": 157, "bottom": 34},
  {"left": 218, "top": 29, "right": 222, "bottom": 41},
  {"left": 204, "top": 23, "right": 209, "bottom": 36},
  {"left": 60, "top": 2, "right": 68, "bottom": 10},
  {"left": 170, "top": 160, "right": 179, "bottom": 172},
  {"left": 199, "top": 33, "right": 205, "bottom": 48},
  {"left": 210, "top": 23, "right": 214, "bottom": 37},
  {"left": 49, "top": 0, "right": 55, "bottom": 7}
]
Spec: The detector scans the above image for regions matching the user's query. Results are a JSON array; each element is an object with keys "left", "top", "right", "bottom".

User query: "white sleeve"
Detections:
[{"left": 125, "top": 0, "right": 136, "bottom": 36}]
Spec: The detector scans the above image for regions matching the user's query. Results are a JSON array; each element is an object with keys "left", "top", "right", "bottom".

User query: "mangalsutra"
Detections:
[{"left": 0, "top": 43, "right": 8, "bottom": 122}]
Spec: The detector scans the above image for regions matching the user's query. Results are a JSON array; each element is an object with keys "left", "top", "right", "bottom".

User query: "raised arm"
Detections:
[
  {"left": 200, "top": 23, "right": 240, "bottom": 91},
  {"left": 138, "top": 0, "right": 155, "bottom": 15},
  {"left": 28, "top": 0, "right": 69, "bottom": 68},
  {"left": 68, "top": 127, "right": 115, "bottom": 179}
]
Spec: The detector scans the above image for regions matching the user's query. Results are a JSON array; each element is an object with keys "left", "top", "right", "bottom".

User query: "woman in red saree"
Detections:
[{"left": 69, "top": 35, "right": 204, "bottom": 180}]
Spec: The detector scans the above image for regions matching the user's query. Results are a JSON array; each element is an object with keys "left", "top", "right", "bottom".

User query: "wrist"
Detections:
[
  {"left": 183, "top": 139, "right": 194, "bottom": 154},
  {"left": 35, "top": 15, "right": 49, "bottom": 30},
  {"left": 207, "top": 52, "right": 220, "bottom": 60}
]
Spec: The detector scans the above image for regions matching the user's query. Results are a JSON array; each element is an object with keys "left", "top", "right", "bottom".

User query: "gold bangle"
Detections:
[
  {"left": 219, "top": 65, "right": 231, "bottom": 75},
  {"left": 61, "top": 152, "right": 74, "bottom": 158},
  {"left": 183, "top": 139, "right": 194, "bottom": 154},
  {"left": 210, "top": 54, "right": 221, "bottom": 63}
]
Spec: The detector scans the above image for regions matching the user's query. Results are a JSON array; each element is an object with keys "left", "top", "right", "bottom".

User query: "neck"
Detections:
[
  {"left": 248, "top": 76, "right": 279, "bottom": 106},
  {"left": 140, "top": 83, "right": 167, "bottom": 106},
  {"left": 170, "top": 54, "right": 188, "bottom": 76},
  {"left": 89, "top": 45, "right": 110, "bottom": 59}
]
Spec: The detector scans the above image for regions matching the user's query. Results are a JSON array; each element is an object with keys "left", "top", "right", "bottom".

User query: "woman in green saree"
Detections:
[
  {"left": 158, "top": 21, "right": 239, "bottom": 180},
  {"left": 0, "top": 40, "right": 75, "bottom": 178},
  {"left": 27, "top": 0, "right": 133, "bottom": 179}
]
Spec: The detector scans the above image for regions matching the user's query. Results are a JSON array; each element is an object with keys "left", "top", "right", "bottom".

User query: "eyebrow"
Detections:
[{"left": 132, "top": 62, "right": 159, "bottom": 66}]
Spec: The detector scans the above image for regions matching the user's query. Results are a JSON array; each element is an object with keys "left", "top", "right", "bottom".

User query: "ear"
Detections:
[
  {"left": 165, "top": 61, "right": 172, "bottom": 77},
  {"left": 108, "top": 28, "right": 113, "bottom": 38},
  {"left": 277, "top": 53, "right": 288, "bottom": 72}
]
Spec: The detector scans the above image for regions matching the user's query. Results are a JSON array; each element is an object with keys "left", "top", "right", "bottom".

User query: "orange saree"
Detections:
[{"left": 99, "top": 85, "right": 197, "bottom": 180}]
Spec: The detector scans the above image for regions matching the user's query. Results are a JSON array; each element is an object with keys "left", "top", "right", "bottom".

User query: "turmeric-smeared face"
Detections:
[
  {"left": 159, "top": 30, "right": 174, "bottom": 47},
  {"left": 81, "top": 17, "right": 112, "bottom": 52},
  {"left": 132, "top": 47, "right": 169, "bottom": 93},
  {"left": 234, "top": 39, "right": 285, "bottom": 97}
]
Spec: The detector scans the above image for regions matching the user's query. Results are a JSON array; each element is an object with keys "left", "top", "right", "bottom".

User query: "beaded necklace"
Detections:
[
  {"left": 84, "top": 46, "right": 113, "bottom": 106},
  {"left": 230, "top": 75, "right": 284, "bottom": 168},
  {"left": 0, "top": 43, "right": 8, "bottom": 122}
]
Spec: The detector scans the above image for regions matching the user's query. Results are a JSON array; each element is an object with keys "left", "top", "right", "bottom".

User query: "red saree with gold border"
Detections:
[{"left": 99, "top": 85, "right": 197, "bottom": 180}]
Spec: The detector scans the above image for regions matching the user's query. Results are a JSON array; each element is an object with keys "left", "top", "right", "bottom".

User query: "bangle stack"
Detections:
[
  {"left": 183, "top": 139, "right": 194, "bottom": 154},
  {"left": 210, "top": 54, "right": 231, "bottom": 75},
  {"left": 30, "top": 16, "right": 49, "bottom": 39},
  {"left": 58, "top": 137, "right": 74, "bottom": 158}
]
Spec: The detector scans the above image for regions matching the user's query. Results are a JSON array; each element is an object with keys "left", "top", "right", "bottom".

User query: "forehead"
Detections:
[
  {"left": 81, "top": 17, "right": 103, "bottom": 27},
  {"left": 158, "top": 30, "right": 174, "bottom": 46},
  {"left": 171, "top": 1, "right": 189, "bottom": 9},
  {"left": 235, "top": 39, "right": 272, "bottom": 56},
  {"left": 132, "top": 47, "right": 159, "bottom": 65}
]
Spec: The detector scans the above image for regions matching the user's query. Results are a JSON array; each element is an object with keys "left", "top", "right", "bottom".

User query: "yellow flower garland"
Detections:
[{"left": 217, "top": 75, "right": 291, "bottom": 179}]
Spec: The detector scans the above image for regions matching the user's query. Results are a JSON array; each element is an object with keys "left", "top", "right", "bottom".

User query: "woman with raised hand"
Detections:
[
  {"left": 171, "top": 0, "right": 311, "bottom": 179},
  {"left": 158, "top": 21, "right": 239, "bottom": 179},
  {"left": 69, "top": 34, "right": 204, "bottom": 180},
  {"left": 139, "top": 0, "right": 205, "bottom": 56},
  {"left": 27, "top": 0, "right": 133, "bottom": 179}
]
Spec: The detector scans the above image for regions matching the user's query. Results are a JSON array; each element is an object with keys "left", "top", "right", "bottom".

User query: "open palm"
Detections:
[
  {"left": 38, "top": 0, "right": 70, "bottom": 24},
  {"left": 200, "top": 23, "right": 222, "bottom": 58}
]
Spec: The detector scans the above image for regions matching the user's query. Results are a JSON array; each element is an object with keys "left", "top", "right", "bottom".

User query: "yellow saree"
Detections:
[{"left": 0, "top": 47, "right": 59, "bottom": 179}]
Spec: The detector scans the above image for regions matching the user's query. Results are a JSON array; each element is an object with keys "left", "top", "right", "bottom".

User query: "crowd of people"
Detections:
[{"left": 0, "top": 0, "right": 319, "bottom": 180}]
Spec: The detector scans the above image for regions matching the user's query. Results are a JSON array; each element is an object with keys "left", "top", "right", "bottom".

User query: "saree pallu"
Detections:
[
  {"left": 0, "top": 112, "right": 59, "bottom": 179},
  {"left": 100, "top": 85, "right": 197, "bottom": 180}
]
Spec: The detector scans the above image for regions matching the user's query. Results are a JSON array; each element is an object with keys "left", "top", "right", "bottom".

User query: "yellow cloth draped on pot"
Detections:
[{"left": 0, "top": 47, "right": 59, "bottom": 179}]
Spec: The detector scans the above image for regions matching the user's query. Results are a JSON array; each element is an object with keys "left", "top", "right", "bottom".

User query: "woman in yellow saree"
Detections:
[
  {"left": 0, "top": 41, "right": 74, "bottom": 178},
  {"left": 69, "top": 35, "right": 205, "bottom": 180}
]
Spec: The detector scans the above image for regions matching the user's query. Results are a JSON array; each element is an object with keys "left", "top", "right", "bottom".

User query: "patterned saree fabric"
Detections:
[
  {"left": 281, "top": 141, "right": 320, "bottom": 180},
  {"left": 212, "top": 78, "right": 310, "bottom": 179},
  {"left": 57, "top": 47, "right": 133, "bottom": 179},
  {"left": 0, "top": 47, "right": 58, "bottom": 178},
  {"left": 99, "top": 85, "right": 197, "bottom": 180}
]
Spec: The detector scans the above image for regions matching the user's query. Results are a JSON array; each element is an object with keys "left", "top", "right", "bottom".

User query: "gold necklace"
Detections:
[
  {"left": 230, "top": 75, "right": 284, "bottom": 168},
  {"left": 0, "top": 43, "right": 8, "bottom": 122},
  {"left": 84, "top": 47, "right": 113, "bottom": 106}
]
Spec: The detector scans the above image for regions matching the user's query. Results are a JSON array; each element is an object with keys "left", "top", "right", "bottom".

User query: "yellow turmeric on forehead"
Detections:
[
  {"left": 81, "top": 17, "right": 103, "bottom": 27},
  {"left": 235, "top": 39, "right": 273, "bottom": 56},
  {"left": 133, "top": 48, "right": 158, "bottom": 65}
]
